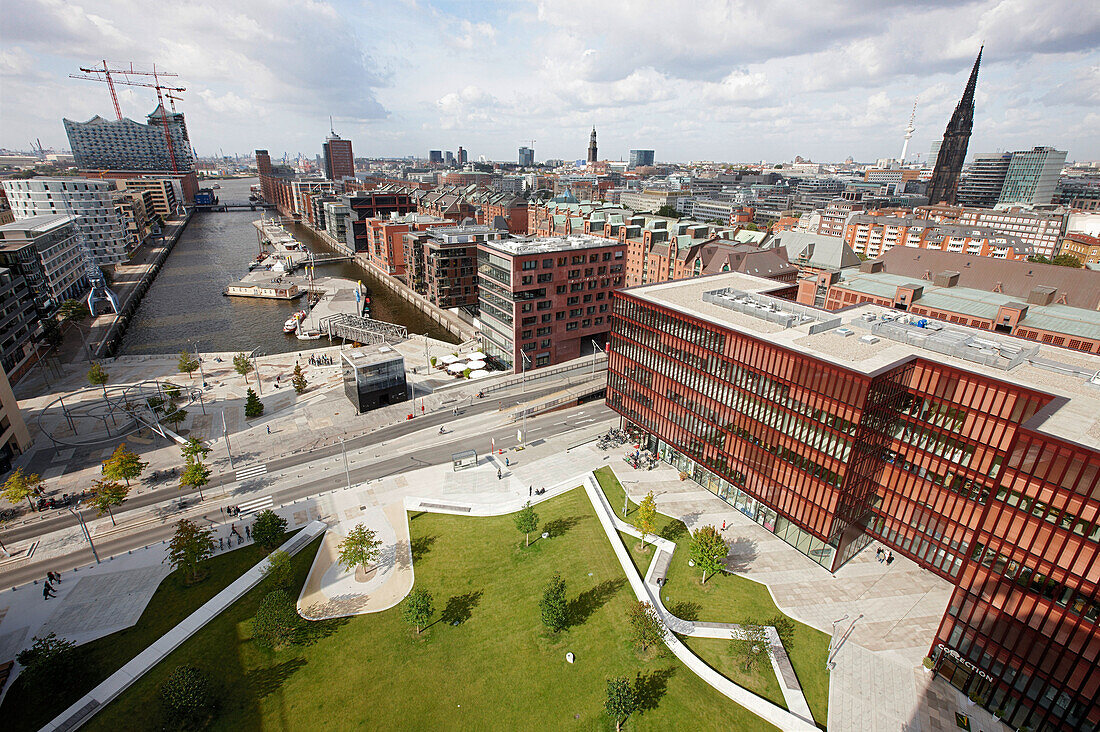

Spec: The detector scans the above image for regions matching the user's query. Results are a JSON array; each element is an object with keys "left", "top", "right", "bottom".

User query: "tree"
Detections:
[
  {"left": 100, "top": 443, "right": 147, "bottom": 487},
  {"left": 162, "top": 406, "right": 188, "bottom": 430},
  {"left": 604, "top": 676, "right": 636, "bottom": 732},
  {"left": 180, "top": 437, "right": 211, "bottom": 465},
  {"left": 87, "top": 361, "right": 109, "bottom": 397},
  {"left": 16, "top": 633, "right": 78, "bottom": 690},
  {"left": 291, "top": 362, "right": 308, "bottom": 394},
  {"left": 178, "top": 350, "right": 200, "bottom": 379},
  {"left": 244, "top": 387, "right": 264, "bottom": 419},
  {"left": 39, "top": 317, "right": 63, "bottom": 349},
  {"left": 689, "top": 524, "right": 728, "bottom": 584},
  {"left": 89, "top": 478, "right": 128, "bottom": 526},
  {"left": 655, "top": 204, "right": 679, "bottom": 218},
  {"left": 251, "top": 590, "right": 300, "bottom": 649},
  {"left": 233, "top": 351, "right": 253, "bottom": 383},
  {"left": 627, "top": 600, "right": 666, "bottom": 652},
  {"left": 167, "top": 519, "right": 215, "bottom": 584},
  {"left": 178, "top": 459, "right": 212, "bottom": 501},
  {"left": 57, "top": 299, "right": 90, "bottom": 322},
  {"left": 1, "top": 468, "right": 43, "bottom": 512},
  {"left": 402, "top": 587, "right": 435, "bottom": 633},
  {"left": 514, "top": 500, "right": 539, "bottom": 546},
  {"left": 263, "top": 549, "right": 293, "bottom": 591},
  {"left": 1051, "top": 253, "right": 1083, "bottom": 268},
  {"left": 252, "top": 509, "right": 288, "bottom": 550},
  {"left": 769, "top": 613, "right": 796, "bottom": 653},
  {"left": 730, "top": 620, "right": 770, "bottom": 671},
  {"left": 337, "top": 523, "right": 383, "bottom": 573},
  {"left": 540, "top": 572, "right": 568, "bottom": 632},
  {"left": 159, "top": 665, "right": 215, "bottom": 725},
  {"left": 632, "top": 491, "right": 657, "bottom": 542}
]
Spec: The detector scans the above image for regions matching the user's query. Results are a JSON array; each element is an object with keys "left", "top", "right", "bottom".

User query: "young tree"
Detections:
[
  {"left": 16, "top": 633, "right": 79, "bottom": 690},
  {"left": 291, "top": 362, "right": 308, "bottom": 394},
  {"left": 159, "top": 665, "right": 215, "bottom": 726},
  {"left": 1, "top": 468, "right": 44, "bottom": 512},
  {"left": 181, "top": 436, "right": 211, "bottom": 464},
  {"left": 627, "top": 600, "right": 667, "bottom": 652},
  {"left": 252, "top": 509, "right": 288, "bottom": 550},
  {"left": 1051, "top": 253, "right": 1083, "bottom": 268},
  {"left": 633, "top": 491, "right": 657, "bottom": 542},
  {"left": 178, "top": 459, "right": 212, "bottom": 501},
  {"left": 233, "top": 352, "right": 253, "bottom": 383},
  {"left": 89, "top": 478, "right": 129, "bottom": 526},
  {"left": 167, "top": 519, "right": 215, "bottom": 584},
  {"left": 251, "top": 590, "right": 300, "bottom": 649},
  {"left": 244, "top": 387, "right": 264, "bottom": 419},
  {"left": 262, "top": 549, "right": 293, "bottom": 591},
  {"left": 177, "top": 350, "right": 200, "bottom": 379},
  {"left": 514, "top": 500, "right": 539, "bottom": 547},
  {"left": 337, "top": 523, "right": 383, "bottom": 573},
  {"left": 540, "top": 572, "right": 568, "bottom": 632},
  {"left": 604, "top": 676, "right": 637, "bottom": 732},
  {"left": 769, "top": 614, "right": 796, "bottom": 653},
  {"left": 162, "top": 406, "right": 188, "bottom": 430},
  {"left": 689, "top": 524, "right": 729, "bottom": 584},
  {"left": 402, "top": 587, "right": 435, "bottom": 634},
  {"left": 101, "top": 443, "right": 147, "bottom": 487},
  {"left": 58, "top": 299, "right": 90, "bottom": 322},
  {"left": 87, "top": 361, "right": 109, "bottom": 398},
  {"left": 39, "top": 317, "right": 63, "bottom": 349},
  {"left": 730, "top": 620, "right": 770, "bottom": 672}
]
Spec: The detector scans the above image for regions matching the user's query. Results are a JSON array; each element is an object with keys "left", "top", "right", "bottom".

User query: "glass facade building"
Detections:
[{"left": 607, "top": 275, "right": 1100, "bottom": 731}]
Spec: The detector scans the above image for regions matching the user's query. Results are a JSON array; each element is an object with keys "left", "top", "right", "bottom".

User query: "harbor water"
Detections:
[{"left": 119, "top": 177, "right": 455, "bottom": 356}]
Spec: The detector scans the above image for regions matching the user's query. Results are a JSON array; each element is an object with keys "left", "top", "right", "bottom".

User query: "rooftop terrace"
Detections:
[{"left": 480, "top": 233, "right": 620, "bottom": 255}]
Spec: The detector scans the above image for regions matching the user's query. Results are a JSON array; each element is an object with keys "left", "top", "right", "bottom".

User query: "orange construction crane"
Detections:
[{"left": 70, "top": 62, "right": 186, "bottom": 173}]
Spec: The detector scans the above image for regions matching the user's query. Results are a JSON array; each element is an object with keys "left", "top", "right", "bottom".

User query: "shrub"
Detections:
[
  {"left": 160, "top": 664, "right": 215, "bottom": 725},
  {"left": 252, "top": 590, "right": 300, "bottom": 649}
]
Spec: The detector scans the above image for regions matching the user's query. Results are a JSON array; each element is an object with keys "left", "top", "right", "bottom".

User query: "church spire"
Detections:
[
  {"left": 588, "top": 127, "right": 598, "bottom": 165},
  {"left": 927, "top": 48, "right": 982, "bottom": 205}
]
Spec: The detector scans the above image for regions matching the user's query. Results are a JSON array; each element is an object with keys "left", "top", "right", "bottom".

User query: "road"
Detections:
[
  {"left": 0, "top": 402, "right": 616, "bottom": 587},
  {"left": 2, "top": 377, "right": 600, "bottom": 545}
]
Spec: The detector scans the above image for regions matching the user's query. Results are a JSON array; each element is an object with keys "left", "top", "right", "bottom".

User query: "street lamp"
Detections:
[
  {"left": 249, "top": 348, "right": 264, "bottom": 395},
  {"left": 518, "top": 349, "right": 531, "bottom": 446},
  {"left": 339, "top": 437, "right": 352, "bottom": 489},
  {"left": 67, "top": 505, "right": 100, "bottom": 564},
  {"left": 591, "top": 338, "right": 603, "bottom": 378},
  {"left": 222, "top": 409, "right": 235, "bottom": 470}
]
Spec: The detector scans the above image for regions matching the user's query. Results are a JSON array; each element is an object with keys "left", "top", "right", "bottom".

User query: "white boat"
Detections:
[
  {"left": 296, "top": 329, "right": 322, "bottom": 340},
  {"left": 283, "top": 318, "right": 299, "bottom": 333}
]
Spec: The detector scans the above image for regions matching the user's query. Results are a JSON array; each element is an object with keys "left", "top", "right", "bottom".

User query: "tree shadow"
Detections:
[
  {"left": 725, "top": 536, "right": 758, "bottom": 572},
  {"left": 297, "top": 616, "right": 349, "bottom": 646},
  {"left": 667, "top": 600, "right": 701, "bottom": 622},
  {"left": 542, "top": 515, "right": 583, "bottom": 539},
  {"left": 410, "top": 534, "right": 436, "bottom": 562},
  {"left": 409, "top": 511, "right": 426, "bottom": 521},
  {"left": 566, "top": 577, "right": 627, "bottom": 628},
  {"left": 440, "top": 590, "right": 483, "bottom": 625},
  {"left": 658, "top": 520, "right": 688, "bottom": 543},
  {"left": 246, "top": 657, "right": 308, "bottom": 699},
  {"left": 634, "top": 665, "right": 676, "bottom": 712},
  {"left": 679, "top": 511, "right": 702, "bottom": 530}
]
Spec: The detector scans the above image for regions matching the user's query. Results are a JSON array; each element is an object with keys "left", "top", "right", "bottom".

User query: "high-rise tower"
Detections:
[
  {"left": 899, "top": 99, "right": 917, "bottom": 163},
  {"left": 927, "top": 48, "right": 982, "bottom": 205},
  {"left": 587, "top": 127, "right": 598, "bottom": 165}
]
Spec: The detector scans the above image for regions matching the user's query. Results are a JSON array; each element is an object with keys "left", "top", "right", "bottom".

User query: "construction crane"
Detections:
[{"left": 70, "top": 61, "right": 186, "bottom": 173}]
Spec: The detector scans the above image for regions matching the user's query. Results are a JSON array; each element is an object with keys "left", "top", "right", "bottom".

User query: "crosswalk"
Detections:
[
  {"left": 236, "top": 495, "right": 273, "bottom": 518},
  {"left": 234, "top": 464, "right": 268, "bottom": 482}
]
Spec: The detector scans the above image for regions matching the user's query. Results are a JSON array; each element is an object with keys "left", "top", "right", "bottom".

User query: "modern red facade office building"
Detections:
[{"left": 606, "top": 272, "right": 1099, "bottom": 731}]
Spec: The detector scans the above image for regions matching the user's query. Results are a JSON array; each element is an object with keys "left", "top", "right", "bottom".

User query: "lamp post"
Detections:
[
  {"left": 222, "top": 409, "right": 235, "bottom": 470},
  {"left": 339, "top": 437, "right": 352, "bottom": 489},
  {"left": 190, "top": 339, "right": 206, "bottom": 386},
  {"left": 591, "top": 338, "right": 602, "bottom": 378},
  {"left": 519, "top": 350, "right": 531, "bottom": 446},
  {"left": 249, "top": 348, "right": 264, "bottom": 395},
  {"left": 67, "top": 505, "right": 100, "bottom": 564},
  {"left": 519, "top": 348, "right": 530, "bottom": 394}
]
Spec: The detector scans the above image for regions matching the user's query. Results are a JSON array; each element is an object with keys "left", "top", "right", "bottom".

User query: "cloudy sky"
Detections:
[{"left": 2, "top": 0, "right": 1098, "bottom": 164}]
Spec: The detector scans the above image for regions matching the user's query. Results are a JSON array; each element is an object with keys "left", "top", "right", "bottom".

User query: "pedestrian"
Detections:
[
  {"left": 886, "top": 551, "right": 894, "bottom": 565},
  {"left": 505, "top": 457, "right": 510, "bottom": 467},
  {"left": 529, "top": 485, "right": 533, "bottom": 497},
  {"left": 245, "top": 524, "right": 251, "bottom": 539},
  {"left": 219, "top": 537, "right": 224, "bottom": 550},
  {"left": 266, "top": 426, "right": 271, "bottom": 434},
  {"left": 49, "top": 571, "right": 61, "bottom": 584},
  {"left": 497, "top": 468, "right": 502, "bottom": 480},
  {"left": 43, "top": 584, "right": 52, "bottom": 601}
]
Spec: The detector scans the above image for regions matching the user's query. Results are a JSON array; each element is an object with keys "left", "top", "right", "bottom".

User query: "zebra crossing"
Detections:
[
  {"left": 236, "top": 495, "right": 273, "bottom": 518},
  {"left": 234, "top": 463, "right": 268, "bottom": 482}
]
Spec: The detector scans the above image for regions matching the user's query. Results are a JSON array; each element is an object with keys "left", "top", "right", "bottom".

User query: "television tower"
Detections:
[{"left": 899, "top": 99, "right": 917, "bottom": 163}]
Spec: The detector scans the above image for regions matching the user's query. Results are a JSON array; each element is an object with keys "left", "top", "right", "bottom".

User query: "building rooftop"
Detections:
[
  {"left": 626, "top": 271, "right": 1100, "bottom": 451},
  {"left": 341, "top": 345, "right": 405, "bottom": 369},
  {"left": 480, "top": 233, "right": 620, "bottom": 255},
  {"left": 0, "top": 214, "right": 75, "bottom": 235}
]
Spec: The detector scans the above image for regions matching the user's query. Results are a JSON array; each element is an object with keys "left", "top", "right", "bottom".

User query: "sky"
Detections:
[{"left": 2, "top": 0, "right": 1099, "bottom": 164}]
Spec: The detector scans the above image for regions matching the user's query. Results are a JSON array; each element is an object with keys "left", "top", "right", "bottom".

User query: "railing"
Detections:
[
  {"left": 479, "top": 353, "right": 608, "bottom": 397},
  {"left": 319, "top": 313, "right": 408, "bottom": 345}
]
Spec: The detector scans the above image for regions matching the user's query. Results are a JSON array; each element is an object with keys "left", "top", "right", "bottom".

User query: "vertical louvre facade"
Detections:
[{"left": 608, "top": 287, "right": 1100, "bottom": 731}]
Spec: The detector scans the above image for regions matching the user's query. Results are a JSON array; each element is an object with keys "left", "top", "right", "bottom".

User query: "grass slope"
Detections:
[
  {"left": 595, "top": 466, "right": 831, "bottom": 728},
  {"left": 2, "top": 535, "right": 294, "bottom": 732},
  {"left": 89, "top": 489, "right": 779, "bottom": 731}
]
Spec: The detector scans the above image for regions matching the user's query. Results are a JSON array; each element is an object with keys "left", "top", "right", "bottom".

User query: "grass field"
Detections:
[
  {"left": 87, "top": 488, "right": 781, "bottom": 731},
  {"left": 2, "top": 535, "right": 291, "bottom": 732},
  {"left": 594, "top": 466, "right": 831, "bottom": 728}
]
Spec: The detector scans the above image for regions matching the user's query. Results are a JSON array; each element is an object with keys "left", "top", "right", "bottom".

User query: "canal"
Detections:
[{"left": 118, "top": 177, "right": 456, "bottom": 356}]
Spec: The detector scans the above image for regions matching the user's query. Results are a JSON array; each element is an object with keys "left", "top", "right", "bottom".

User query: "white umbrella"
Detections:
[
  {"left": 469, "top": 369, "right": 490, "bottom": 379},
  {"left": 466, "top": 359, "right": 486, "bottom": 370},
  {"left": 440, "top": 354, "right": 459, "bottom": 364},
  {"left": 447, "top": 362, "right": 467, "bottom": 373},
  {"left": 466, "top": 351, "right": 486, "bottom": 360}
]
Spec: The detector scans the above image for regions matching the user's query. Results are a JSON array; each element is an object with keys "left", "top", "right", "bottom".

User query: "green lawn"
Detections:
[
  {"left": 595, "top": 466, "right": 831, "bottom": 728},
  {"left": 2, "top": 533, "right": 295, "bottom": 732},
  {"left": 89, "top": 488, "right": 780, "bottom": 731}
]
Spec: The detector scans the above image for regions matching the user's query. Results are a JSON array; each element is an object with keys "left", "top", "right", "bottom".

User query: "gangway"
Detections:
[{"left": 319, "top": 313, "right": 408, "bottom": 345}]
